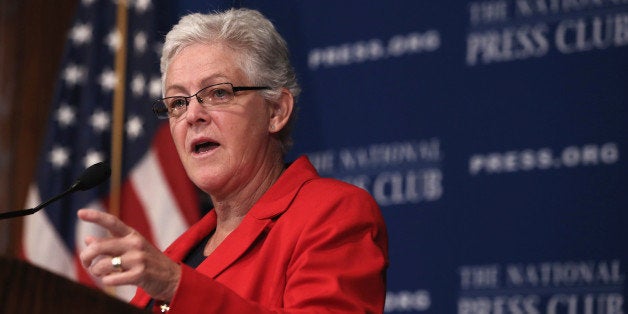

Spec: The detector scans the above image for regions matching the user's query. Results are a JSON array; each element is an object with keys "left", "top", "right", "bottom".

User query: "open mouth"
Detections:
[{"left": 193, "top": 141, "right": 219, "bottom": 154}]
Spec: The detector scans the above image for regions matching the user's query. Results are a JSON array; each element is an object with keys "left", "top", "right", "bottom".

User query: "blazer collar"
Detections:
[{"left": 249, "top": 155, "right": 319, "bottom": 220}]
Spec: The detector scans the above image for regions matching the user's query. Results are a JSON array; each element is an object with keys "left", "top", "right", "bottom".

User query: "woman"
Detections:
[{"left": 78, "top": 8, "right": 388, "bottom": 313}]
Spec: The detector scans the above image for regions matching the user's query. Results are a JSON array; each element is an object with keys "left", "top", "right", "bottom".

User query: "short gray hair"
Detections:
[{"left": 161, "top": 8, "right": 300, "bottom": 154}]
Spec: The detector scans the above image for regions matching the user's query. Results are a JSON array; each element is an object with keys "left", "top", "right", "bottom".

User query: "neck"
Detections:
[{"left": 210, "top": 153, "right": 285, "bottom": 233}]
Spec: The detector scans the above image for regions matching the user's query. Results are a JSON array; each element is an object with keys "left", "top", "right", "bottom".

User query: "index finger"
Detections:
[{"left": 77, "top": 208, "right": 133, "bottom": 237}]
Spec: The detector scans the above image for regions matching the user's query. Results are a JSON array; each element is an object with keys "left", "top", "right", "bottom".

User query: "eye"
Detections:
[
  {"left": 168, "top": 97, "right": 187, "bottom": 110},
  {"left": 196, "top": 84, "right": 234, "bottom": 105},
  {"left": 209, "top": 87, "right": 234, "bottom": 103},
  {"left": 212, "top": 88, "right": 229, "bottom": 99}
]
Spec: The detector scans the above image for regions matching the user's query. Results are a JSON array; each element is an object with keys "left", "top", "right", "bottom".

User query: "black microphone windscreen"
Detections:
[{"left": 74, "top": 162, "right": 111, "bottom": 191}]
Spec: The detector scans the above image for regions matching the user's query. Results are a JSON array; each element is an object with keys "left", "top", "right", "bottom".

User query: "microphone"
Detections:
[{"left": 0, "top": 162, "right": 111, "bottom": 220}]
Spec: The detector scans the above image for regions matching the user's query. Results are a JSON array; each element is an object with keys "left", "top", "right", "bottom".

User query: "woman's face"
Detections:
[{"left": 166, "top": 42, "right": 275, "bottom": 197}]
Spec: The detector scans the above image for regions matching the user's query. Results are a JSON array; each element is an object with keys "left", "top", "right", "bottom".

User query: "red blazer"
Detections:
[{"left": 131, "top": 156, "right": 389, "bottom": 313}]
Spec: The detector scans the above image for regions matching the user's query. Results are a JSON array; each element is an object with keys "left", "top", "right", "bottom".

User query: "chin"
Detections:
[{"left": 190, "top": 171, "right": 223, "bottom": 194}]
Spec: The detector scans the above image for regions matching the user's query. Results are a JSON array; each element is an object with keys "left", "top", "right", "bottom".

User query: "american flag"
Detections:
[{"left": 21, "top": 0, "right": 199, "bottom": 300}]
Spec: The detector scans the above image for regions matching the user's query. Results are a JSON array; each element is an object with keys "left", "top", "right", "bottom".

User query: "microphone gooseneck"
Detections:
[{"left": 0, "top": 162, "right": 112, "bottom": 220}]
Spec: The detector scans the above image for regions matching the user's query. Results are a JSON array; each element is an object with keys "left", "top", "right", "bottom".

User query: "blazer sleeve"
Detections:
[{"left": 283, "top": 182, "right": 389, "bottom": 313}]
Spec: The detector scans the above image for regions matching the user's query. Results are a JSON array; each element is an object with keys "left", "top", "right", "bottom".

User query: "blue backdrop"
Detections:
[{"left": 174, "top": 1, "right": 627, "bottom": 313}]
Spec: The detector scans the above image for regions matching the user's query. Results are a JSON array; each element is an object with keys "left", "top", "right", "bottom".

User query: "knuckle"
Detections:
[
  {"left": 127, "top": 234, "right": 144, "bottom": 249},
  {"left": 90, "top": 241, "right": 102, "bottom": 252},
  {"left": 135, "top": 251, "right": 149, "bottom": 266},
  {"left": 89, "top": 264, "right": 102, "bottom": 277}
]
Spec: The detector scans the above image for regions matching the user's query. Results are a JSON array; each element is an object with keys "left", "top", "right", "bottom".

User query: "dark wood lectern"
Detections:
[{"left": 0, "top": 256, "right": 148, "bottom": 313}]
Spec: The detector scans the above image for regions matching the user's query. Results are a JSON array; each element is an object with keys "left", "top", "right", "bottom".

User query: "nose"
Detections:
[{"left": 184, "top": 96, "right": 210, "bottom": 124}]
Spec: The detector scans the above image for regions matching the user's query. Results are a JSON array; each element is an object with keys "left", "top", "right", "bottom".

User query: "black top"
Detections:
[{"left": 182, "top": 233, "right": 212, "bottom": 268}]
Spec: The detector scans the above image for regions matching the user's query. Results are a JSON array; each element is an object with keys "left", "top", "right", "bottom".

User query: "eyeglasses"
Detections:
[{"left": 152, "top": 82, "right": 271, "bottom": 119}]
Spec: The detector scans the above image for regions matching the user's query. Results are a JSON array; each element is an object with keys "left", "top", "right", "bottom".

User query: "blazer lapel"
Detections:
[
  {"left": 195, "top": 156, "right": 319, "bottom": 278},
  {"left": 195, "top": 215, "right": 272, "bottom": 278}
]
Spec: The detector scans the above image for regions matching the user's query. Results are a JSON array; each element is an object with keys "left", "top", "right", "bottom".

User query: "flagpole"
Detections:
[
  {"left": 105, "top": 0, "right": 128, "bottom": 298},
  {"left": 110, "top": 1, "right": 128, "bottom": 219}
]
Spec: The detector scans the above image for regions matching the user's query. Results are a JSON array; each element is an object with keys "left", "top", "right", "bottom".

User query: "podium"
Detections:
[{"left": 0, "top": 256, "right": 148, "bottom": 313}]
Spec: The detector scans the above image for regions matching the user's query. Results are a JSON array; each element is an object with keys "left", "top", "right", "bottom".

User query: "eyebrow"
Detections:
[{"left": 164, "top": 74, "right": 231, "bottom": 96}]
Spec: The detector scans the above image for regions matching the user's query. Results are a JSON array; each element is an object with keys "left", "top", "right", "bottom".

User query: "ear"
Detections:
[{"left": 268, "top": 88, "right": 294, "bottom": 134}]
